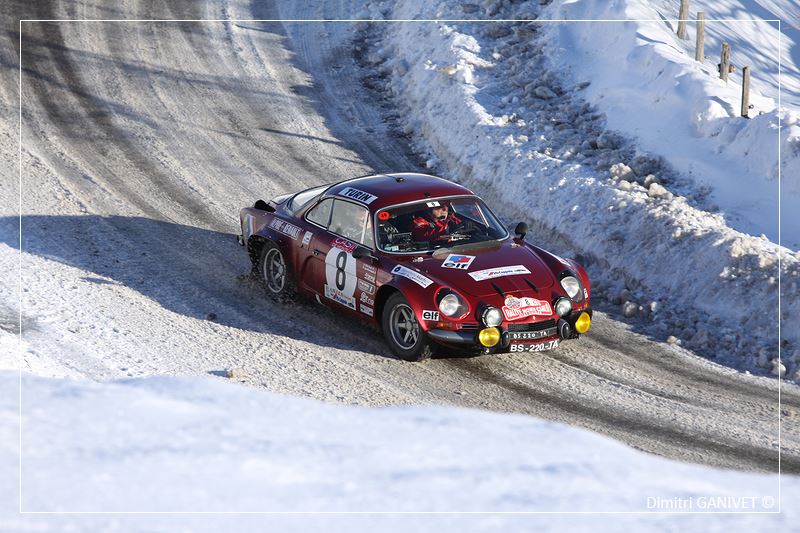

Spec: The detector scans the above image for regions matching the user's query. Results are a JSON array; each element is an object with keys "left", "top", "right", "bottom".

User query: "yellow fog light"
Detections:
[
  {"left": 478, "top": 327, "right": 501, "bottom": 347},
  {"left": 575, "top": 312, "right": 591, "bottom": 334}
]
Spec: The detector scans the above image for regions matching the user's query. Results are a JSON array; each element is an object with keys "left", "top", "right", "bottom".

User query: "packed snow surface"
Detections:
[{"left": 0, "top": 368, "right": 794, "bottom": 531}]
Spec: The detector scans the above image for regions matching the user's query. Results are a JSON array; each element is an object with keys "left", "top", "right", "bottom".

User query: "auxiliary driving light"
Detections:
[
  {"left": 554, "top": 297, "right": 572, "bottom": 317},
  {"left": 478, "top": 327, "right": 501, "bottom": 347},
  {"left": 574, "top": 311, "right": 592, "bottom": 333},
  {"left": 481, "top": 306, "right": 503, "bottom": 327}
]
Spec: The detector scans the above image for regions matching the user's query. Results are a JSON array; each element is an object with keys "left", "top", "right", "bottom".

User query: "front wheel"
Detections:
[
  {"left": 258, "top": 242, "right": 296, "bottom": 301},
  {"left": 382, "top": 293, "right": 436, "bottom": 361}
]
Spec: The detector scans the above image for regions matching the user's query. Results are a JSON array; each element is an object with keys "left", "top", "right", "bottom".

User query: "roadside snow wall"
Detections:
[{"left": 367, "top": 0, "right": 799, "bottom": 374}]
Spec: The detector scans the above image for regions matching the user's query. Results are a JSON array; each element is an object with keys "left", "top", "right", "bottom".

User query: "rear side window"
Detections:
[
  {"left": 306, "top": 198, "right": 333, "bottom": 227},
  {"left": 329, "top": 200, "right": 371, "bottom": 245},
  {"left": 287, "top": 185, "right": 327, "bottom": 213}
]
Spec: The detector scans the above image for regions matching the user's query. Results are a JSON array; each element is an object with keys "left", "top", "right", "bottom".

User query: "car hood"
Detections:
[{"left": 408, "top": 240, "right": 558, "bottom": 298}]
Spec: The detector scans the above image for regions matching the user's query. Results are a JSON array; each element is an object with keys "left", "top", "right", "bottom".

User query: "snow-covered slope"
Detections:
[
  {"left": 0, "top": 369, "right": 793, "bottom": 529},
  {"left": 360, "top": 0, "right": 799, "bottom": 375},
  {"left": 545, "top": 0, "right": 799, "bottom": 248}
]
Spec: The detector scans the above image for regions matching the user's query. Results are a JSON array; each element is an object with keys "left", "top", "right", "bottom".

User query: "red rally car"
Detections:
[{"left": 237, "top": 173, "right": 592, "bottom": 361}]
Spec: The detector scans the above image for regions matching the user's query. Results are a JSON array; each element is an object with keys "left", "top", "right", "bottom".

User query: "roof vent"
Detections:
[
  {"left": 394, "top": 176, "right": 405, "bottom": 183},
  {"left": 424, "top": 192, "right": 431, "bottom": 197}
]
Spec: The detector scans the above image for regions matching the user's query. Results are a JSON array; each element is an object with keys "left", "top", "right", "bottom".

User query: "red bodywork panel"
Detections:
[{"left": 239, "top": 173, "right": 591, "bottom": 347}]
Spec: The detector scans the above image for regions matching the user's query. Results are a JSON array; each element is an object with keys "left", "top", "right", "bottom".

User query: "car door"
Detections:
[{"left": 306, "top": 198, "right": 377, "bottom": 317}]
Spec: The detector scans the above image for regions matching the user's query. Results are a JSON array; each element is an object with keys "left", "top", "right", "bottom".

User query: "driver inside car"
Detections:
[{"left": 411, "top": 201, "right": 463, "bottom": 242}]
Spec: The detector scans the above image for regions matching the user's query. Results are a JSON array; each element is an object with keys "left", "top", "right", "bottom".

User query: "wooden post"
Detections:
[
  {"left": 720, "top": 42, "right": 731, "bottom": 82},
  {"left": 695, "top": 12, "right": 705, "bottom": 61},
  {"left": 741, "top": 66, "right": 751, "bottom": 118},
  {"left": 677, "top": 0, "right": 690, "bottom": 39}
]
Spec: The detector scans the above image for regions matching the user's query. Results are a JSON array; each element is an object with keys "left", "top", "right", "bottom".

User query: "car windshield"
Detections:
[{"left": 376, "top": 197, "right": 508, "bottom": 253}]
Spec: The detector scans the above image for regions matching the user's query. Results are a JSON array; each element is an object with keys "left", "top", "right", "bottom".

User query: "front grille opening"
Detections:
[{"left": 506, "top": 319, "right": 557, "bottom": 332}]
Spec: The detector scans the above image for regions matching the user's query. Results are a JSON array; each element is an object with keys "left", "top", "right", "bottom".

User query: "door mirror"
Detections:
[{"left": 514, "top": 222, "right": 528, "bottom": 240}]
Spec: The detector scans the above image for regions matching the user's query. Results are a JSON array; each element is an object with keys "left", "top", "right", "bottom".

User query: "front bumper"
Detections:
[{"left": 427, "top": 309, "right": 592, "bottom": 352}]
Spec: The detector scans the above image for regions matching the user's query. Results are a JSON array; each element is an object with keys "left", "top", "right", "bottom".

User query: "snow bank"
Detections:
[
  {"left": 544, "top": 0, "right": 800, "bottom": 248},
  {"left": 0, "top": 369, "right": 794, "bottom": 529},
  {"left": 364, "top": 0, "right": 799, "bottom": 375}
]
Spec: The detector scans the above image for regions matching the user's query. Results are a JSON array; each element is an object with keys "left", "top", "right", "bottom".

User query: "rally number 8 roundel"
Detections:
[{"left": 325, "top": 247, "right": 357, "bottom": 299}]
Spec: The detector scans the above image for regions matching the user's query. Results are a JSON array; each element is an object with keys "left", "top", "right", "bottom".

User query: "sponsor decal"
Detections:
[
  {"left": 332, "top": 237, "right": 358, "bottom": 253},
  {"left": 391, "top": 265, "right": 434, "bottom": 288},
  {"left": 269, "top": 217, "right": 302, "bottom": 239},
  {"left": 360, "top": 292, "right": 375, "bottom": 306},
  {"left": 363, "top": 272, "right": 376, "bottom": 283},
  {"left": 421, "top": 309, "right": 440, "bottom": 321},
  {"left": 426, "top": 201, "right": 440, "bottom": 207},
  {"left": 468, "top": 265, "right": 531, "bottom": 282},
  {"left": 339, "top": 186, "right": 378, "bottom": 204},
  {"left": 362, "top": 263, "right": 377, "bottom": 274},
  {"left": 583, "top": 288, "right": 589, "bottom": 299},
  {"left": 442, "top": 254, "right": 476, "bottom": 270},
  {"left": 324, "top": 284, "right": 356, "bottom": 310},
  {"left": 301, "top": 231, "right": 313, "bottom": 247},
  {"left": 501, "top": 296, "right": 552, "bottom": 321},
  {"left": 359, "top": 303, "right": 374, "bottom": 317},
  {"left": 412, "top": 256, "right": 424, "bottom": 263},
  {"left": 358, "top": 279, "right": 376, "bottom": 295}
]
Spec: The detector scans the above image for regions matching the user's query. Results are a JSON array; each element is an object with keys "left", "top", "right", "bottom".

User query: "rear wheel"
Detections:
[
  {"left": 382, "top": 293, "right": 435, "bottom": 361},
  {"left": 258, "top": 242, "right": 296, "bottom": 301}
]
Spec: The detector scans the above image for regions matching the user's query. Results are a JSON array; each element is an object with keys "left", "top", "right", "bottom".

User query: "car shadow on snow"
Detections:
[{"left": 2, "top": 214, "right": 430, "bottom": 360}]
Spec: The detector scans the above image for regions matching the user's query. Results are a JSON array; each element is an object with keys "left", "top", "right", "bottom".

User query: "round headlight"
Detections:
[
  {"left": 481, "top": 306, "right": 503, "bottom": 327},
  {"left": 438, "top": 292, "right": 468, "bottom": 318},
  {"left": 555, "top": 297, "right": 572, "bottom": 317},
  {"left": 560, "top": 276, "right": 581, "bottom": 299}
]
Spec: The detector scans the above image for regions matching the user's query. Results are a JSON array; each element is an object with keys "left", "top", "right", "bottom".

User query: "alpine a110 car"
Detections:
[{"left": 238, "top": 173, "right": 592, "bottom": 361}]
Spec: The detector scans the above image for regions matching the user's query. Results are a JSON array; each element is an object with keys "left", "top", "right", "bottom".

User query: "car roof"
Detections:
[{"left": 323, "top": 173, "right": 475, "bottom": 211}]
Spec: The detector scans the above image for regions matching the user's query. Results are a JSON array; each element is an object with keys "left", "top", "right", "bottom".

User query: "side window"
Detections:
[
  {"left": 287, "top": 185, "right": 326, "bottom": 213},
  {"left": 329, "top": 200, "right": 370, "bottom": 244},
  {"left": 306, "top": 198, "right": 333, "bottom": 227}
]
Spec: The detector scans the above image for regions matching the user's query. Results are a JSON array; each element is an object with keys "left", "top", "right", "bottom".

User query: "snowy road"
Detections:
[{"left": 2, "top": 0, "right": 798, "bottom": 473}]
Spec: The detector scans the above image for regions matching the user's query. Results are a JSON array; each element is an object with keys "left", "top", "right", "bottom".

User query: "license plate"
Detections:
[
  {"left": 509, "top": 327, "right": 557, "bottom": 341},
  {"left": 509, "top": 339, "right": 559, "bottom": 353}
]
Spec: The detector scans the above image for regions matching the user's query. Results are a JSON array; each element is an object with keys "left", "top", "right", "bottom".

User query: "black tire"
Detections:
[
  {"left": 257, "top": 242, "right": 296, "bottom": 301},
  {"left": 381, "top": 292, "right": 436, "bottom": 361}
]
